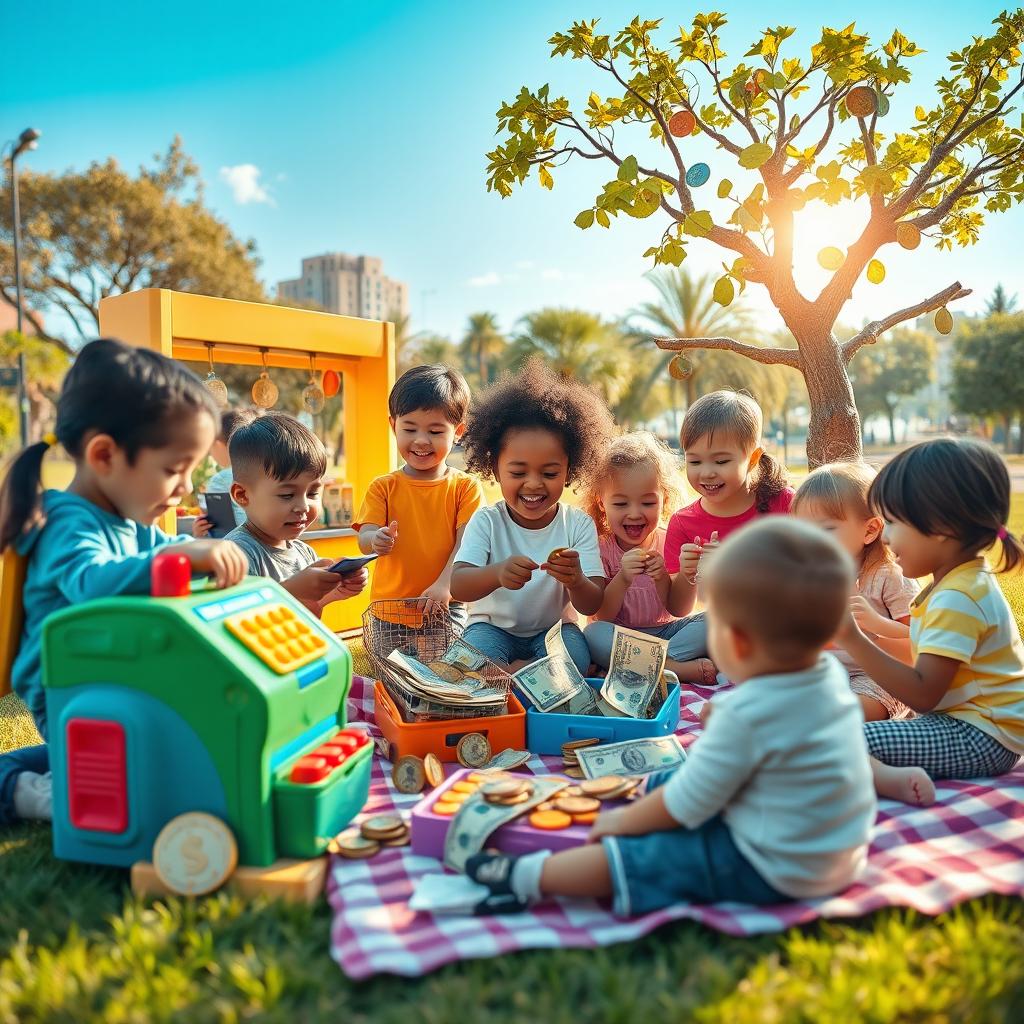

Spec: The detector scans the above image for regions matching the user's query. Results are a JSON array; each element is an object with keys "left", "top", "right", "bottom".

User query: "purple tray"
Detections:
[{"left": 411, "top": 767, "right": 601, "bottom": 861}]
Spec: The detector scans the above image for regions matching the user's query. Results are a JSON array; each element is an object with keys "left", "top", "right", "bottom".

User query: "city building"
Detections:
[{"left": 277, "top": 254, "right": 407, "bottom": 322}]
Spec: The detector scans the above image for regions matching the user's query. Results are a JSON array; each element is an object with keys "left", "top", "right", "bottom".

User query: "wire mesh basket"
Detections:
[{"left": 361, "top": 599, "right": 515, "bottom": 722}]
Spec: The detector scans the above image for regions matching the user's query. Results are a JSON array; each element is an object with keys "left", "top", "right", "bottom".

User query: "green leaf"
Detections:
[
  {"left": 596, "top": 209, "right": 611, "bottom": 228},
  {"left": 682, "top": 210, "right": 714, "bottom": 237},
  {"left": 538, "top": 165, "right": 554, "bottom": 190},
  {"left": 738, "top": 142, "right": 773, "bottom": 169},
  {"left": 713, "top": 275, "right": 735, "bottom": 306},
  {"left": 717, "top": 178, "right": 733, "bottom": 199},
  {"left": 617, "top": 155, "right": 639, "bottom": 182},
  {"left": 574, "top": 209, "right": 595, "bottom": 229},
  {"left": 627, "top": 189, "right": 661, "bottom": 218}
]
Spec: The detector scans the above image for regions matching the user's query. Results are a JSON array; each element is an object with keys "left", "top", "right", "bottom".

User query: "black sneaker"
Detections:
[
  {"left": 466, "top": 851, "right": 519, "bottom": 896},
  {"left": 473, "top": 891, "right": 528, "bottom": 916}
]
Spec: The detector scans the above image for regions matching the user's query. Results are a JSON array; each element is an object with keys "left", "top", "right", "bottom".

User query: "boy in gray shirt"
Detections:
[{"left": 224, "top": 413, "right": 367, "bottom": 615}]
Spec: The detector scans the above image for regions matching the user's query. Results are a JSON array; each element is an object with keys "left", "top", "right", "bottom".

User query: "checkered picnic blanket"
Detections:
[{"left": 327, "top": 676, "right": 1024, "bottom": 980}]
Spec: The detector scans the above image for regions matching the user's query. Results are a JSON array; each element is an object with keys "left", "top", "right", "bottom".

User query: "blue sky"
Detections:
[{"left": 3, "top": 0, "right": 1022, "bottom": 344}]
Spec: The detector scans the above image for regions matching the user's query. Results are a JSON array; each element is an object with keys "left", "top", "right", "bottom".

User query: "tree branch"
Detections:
[
  {"left": 842, "top": 280, "right": 972, "bottom": 361},
  {"left": 655, "top": 334, "right": 801, "bottom": 368},
  {"left": 0, "top": 286, "right": 73, "bottom": 352}
]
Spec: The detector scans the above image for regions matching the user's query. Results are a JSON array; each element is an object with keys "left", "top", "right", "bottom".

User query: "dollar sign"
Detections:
[{"left": 181, "top": 835, "right": 208, "bottom": 876}]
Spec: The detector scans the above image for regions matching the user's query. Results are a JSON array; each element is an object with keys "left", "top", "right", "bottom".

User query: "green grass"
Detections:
[{"left": 3, "top": 499, "right": 1024, "bottom": 1021}]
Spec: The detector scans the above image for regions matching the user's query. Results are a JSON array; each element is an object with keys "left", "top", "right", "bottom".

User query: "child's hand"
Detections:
[
  {"left": 587, "top": 808, "right": 629, "bottom": 843},
  {"left": 542, "top": 548, "right": 585, "bottom": 588},
  {"left": 643, "top": 550, "right": 667, "bottom": 582},
  {"left": 619, "top": 548, "right": 648, "bottom": 583},
  {"left": 184, "top": 540, "right": 247, "bottom": 589},
  {"left": 372, "top": 521, "right": 398, "bottom": 555},
  {"left": 834, "top": 606, "right": 861, "bottom": 648},
  {"left": 421, "top": 581, "right": 452, "bottom": 616},
  {"left": 699, "top": 701, "right": 713, "bottom": 728},
  {"left": 497, "top": 555, "right": 538, "bottom": 591},
  {"left": 192, "top": 516, "right": 214, "bottom": 538},
  {"left": 284, "top": 559, "right": 349, "bottom": 603},
  {"left": 850, "top": 595, "right": 887, "bottom": 636},
  {"left": 699, "top": 530, "right": 720, "bottom": 559},
  {"left": 326, "top": 566, "right": 369, "bottom": 602},
  {"left": 680, "top": 540, "right": 703, "bottom": 583}
]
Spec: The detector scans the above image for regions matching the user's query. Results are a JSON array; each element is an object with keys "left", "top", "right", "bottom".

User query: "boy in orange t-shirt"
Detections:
[{"left": 354, "top": 364, "right": 484, "bottom": 624}]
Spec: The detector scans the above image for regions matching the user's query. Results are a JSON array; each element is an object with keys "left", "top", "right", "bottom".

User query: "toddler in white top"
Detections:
[
  {"left": 451, "top": 359, "right": 615, "bottom": 674},
  {"left": 466, "top": 518, "right": 878, "bottom": 915}
]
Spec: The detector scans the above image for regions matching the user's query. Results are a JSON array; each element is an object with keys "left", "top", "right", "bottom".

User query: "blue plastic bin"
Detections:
[{"left": 523, "top": 677, "right": 681, "bottom": 756}]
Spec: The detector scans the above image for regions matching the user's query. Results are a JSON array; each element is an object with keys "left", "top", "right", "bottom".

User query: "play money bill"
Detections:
[
  {"left": 576, "top": 735, "right": 686, "bottom": 779},
  {"left": 444, "top": 776, "right": 568, "bottom": 872},
  {"left": 600, "top": 626, "right": 668, "bottom": 718}
]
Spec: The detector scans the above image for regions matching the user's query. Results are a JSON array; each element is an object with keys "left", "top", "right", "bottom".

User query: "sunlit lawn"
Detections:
[{"left": 1, "top": 461, "right": 1023, "bottom": 1020}]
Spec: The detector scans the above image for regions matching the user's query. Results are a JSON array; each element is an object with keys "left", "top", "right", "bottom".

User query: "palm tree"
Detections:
[
  {"left": 507, "top": 308, "right": 631, "bottom": 407},
  {"left": 459, "top": 313, "right": 506, "bottom": 387},
  {"left": 630, "top": 269, "right": 759, "bottom": 431},
  {"left": 411, "top": 333, "right": 459, "bottom": 367}
]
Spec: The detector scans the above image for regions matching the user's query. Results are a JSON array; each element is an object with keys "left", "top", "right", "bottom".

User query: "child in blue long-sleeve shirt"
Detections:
[{"left": 0, "top": 338, "right": 247, "bottom": 823}]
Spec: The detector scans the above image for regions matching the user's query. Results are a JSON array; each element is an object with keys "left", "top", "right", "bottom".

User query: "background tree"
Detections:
[
  {"left": 0, "top": 331, "right": 70, "bottom": 451},
  {"left": 952, "top": 312, "right": 1024, "bottom": 452},
  {"left": 459, "top": 312, "right": 507, "bottom": 388},
  {"left": 507, "top": 307, "right": 632, "bottom": 409},
  {"left": 986, "top": 282, "right": 1019, "bottom": 316},
  {"left": 0, "top": 138, "right": 265, "bottom": 349},
  {"left": 486, "top": 12, "right": 1024, "bottom": 467},
  {"left": 849, "top": 327, "right": 935, "bottom": 444},
  {"left": 404, "top": 332, "right": 460, "bottom": 369}
]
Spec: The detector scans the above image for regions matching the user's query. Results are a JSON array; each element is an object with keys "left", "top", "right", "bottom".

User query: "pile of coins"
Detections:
[
  {"left": 481, "top": 776, "right": 534, "bottom": 805},
  {"left": 329, "top": 814, "right": 410, "bottom": 859},
  {"left": 579, "top": 775, "right": 642, "bottom": 801},
  {"left": 560, "top": 737, "right": 602, "bottom": 778},
  {"left": 430, "top": 772, "right": 487, "bottom": 816}
]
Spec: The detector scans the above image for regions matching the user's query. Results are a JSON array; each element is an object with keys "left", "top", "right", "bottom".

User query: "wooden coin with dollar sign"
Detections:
[{"left": 153, "top": 812, "right": 238, "bottom": 896}]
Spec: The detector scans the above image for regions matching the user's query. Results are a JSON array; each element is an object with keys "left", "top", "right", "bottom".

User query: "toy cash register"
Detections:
[{"left": 43, "top": 553, "right": 371, "bottom": 884}]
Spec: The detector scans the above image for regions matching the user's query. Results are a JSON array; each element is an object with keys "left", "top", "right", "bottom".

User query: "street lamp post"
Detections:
[{"left": 8, "top": 127, "right": 41, "bottom": 447}]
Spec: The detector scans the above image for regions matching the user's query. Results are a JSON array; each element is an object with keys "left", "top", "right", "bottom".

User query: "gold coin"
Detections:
[
  {"left": 391, "top": 755, "right": 426, "bottom": 794},
  {"left": 452, "top": 780, "right": 480, "bottom": 794},
  {"left": 564, "top": 767, "right": 584, "bottom": 779},
  {"left": 547, "top": 547, "right": 568, "bottom": 563},
  {"left": 381, "top": 833, "right": 411, "bottom": 848},
  {"left": 481, "top": 778, "right": 530, "bottom": 799},
  {"left": 485, "top": 790, "right": 532, "bottom": 806},
  {"left": 536, "top": 801, "right": 557, "bottom": 812},
  {"left": 562, "top": 738, "right": 602, "bottom": 752},
  {"left": 529, "top": 809, "right": 573, "bottom": 830},
  {"left": 563, "top": 785, "right": 583, "bottom": 798},
  {"left": 427, "top": 661, "right": 465, "bottom": 683},
  {"left": 441, "top": 790, "right": 469, "bottom": 804},
  {"left": 572, "top": 811, "right": 599, "bottom": 825},
  {"left": 456, "top": 732, "right": 492, "bottom": 768},
  {"left": 329, "top": 830, "right": 381, "bottom": 858},
  {"left": 432, "top": 801, "right": 460, "bottom": 816},
  {"left": 554, "top": 796, "right": 601, "bottom": 815},
  {"left": 579, "top": 776, "right": 626, "bottom": 797},
  {"left": 466, "top": 773, "right": 486, "bottom": 784},
  {"left": 360, "top": 814, "right": 407, "bottom": 841},
  {"left": 423, "top": 752, "right": 445, "bottom": 789},
  {"left": 152, "top": 812, "right": 238, "bottom": 896}
]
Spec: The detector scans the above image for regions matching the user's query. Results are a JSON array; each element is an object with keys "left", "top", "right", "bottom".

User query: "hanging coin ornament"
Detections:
[
  {"left": 817, "top": 246, "right": 846, "bottom": 271},
  {"left": 685, "top": 162, "right": 710, "bottom": 188},
  {"left": 322, "top": 369, "right": 341, "bottom": 398},
  {"left": 874, "top": 88, "right": 890, "bottom": 118},
  {"left": 251, "top": 350, "right": 279, "bottom": 409},
  {"left": 866, "top": 259, "right": 886, "bottom": 284},
  {"left": 896, "top": 222, "right": 921, "bottom": 250},
  {"left": 668, "top": 109, "right": 696, "bottom": 138},
  {"left": 934, "top": 307, "right": 954, "bottom": 335},
  {"left": 668, "top": 354, "right": 693, "bottom": 380},
  {"left": 846, "top": 85, "right": 878, "bottom": 119},
  {"left": 302, "top": 354, "right": 325, "bottom": 415},
  {"left": 203, "top": 345, "right": 228, "bottom": 409}
]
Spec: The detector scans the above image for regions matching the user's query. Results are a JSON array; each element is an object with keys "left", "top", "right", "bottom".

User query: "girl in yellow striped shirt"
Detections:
[{"left": 841, "top": 439, "right": 1024, "bottom": 799}]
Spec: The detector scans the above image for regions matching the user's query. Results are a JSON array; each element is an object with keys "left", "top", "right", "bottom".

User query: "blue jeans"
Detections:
[
  {"left": 462, "top": 621, "right": 591, "bottom": 675},
  {"left": 584, "top": 615, "right": 708, "bottom": 670},
  {"left": 0, "top": 703, "right": 48, "bottom": 826},
  {"left": 602, "top": 769, "right": 788, "bottom": 915}
]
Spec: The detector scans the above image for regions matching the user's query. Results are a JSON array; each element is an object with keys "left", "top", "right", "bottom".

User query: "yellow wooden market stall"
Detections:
[{"left": 98, "top": 288, "right": 396, "bottom": 635}]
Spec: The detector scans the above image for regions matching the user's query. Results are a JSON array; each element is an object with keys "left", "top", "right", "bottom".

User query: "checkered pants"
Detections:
[{"left": 864, "top": 713, "right": 1020, "bottom": 780}]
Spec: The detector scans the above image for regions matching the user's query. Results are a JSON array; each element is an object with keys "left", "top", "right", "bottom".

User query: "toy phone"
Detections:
[
  {"left": 203, "top": 492, "right": 238, "bottom": 539},
  {"left": 327, "top": 554, "right": 378, "bottom": 576}
]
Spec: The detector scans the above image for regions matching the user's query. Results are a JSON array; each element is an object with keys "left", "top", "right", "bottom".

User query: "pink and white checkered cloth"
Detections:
[{"left": 328, "top": 676, "right": 1024, "bottom": 979}]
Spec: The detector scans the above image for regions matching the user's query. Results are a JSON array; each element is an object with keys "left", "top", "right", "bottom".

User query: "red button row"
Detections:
[{"left": 289, "top": 729, "right": 370, "bottom": 784}]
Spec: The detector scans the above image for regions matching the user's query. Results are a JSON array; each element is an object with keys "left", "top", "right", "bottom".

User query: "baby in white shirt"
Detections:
[{"left": 467, "top": 517, "right": 881, "bottom": 915}]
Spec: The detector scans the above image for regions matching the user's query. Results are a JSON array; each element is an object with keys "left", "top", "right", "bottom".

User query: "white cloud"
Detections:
[
  {"left": 541, "top": 268, "right": 582, "bottom": 282},
  {"left": 467, "top": 271, "right": 501, "bottom": 287},
  {"left": 219, "top": 164, "right": 273, "bottom": 205},
  {"left": 515, "top": 260, "right": 536, "bottom": 271}
]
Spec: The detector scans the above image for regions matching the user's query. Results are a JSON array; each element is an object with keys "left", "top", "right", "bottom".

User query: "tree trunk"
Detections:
[
  {"left": 1017, "top": 413, "right": 1024, "bottom": 456},
  {"left": 790, "top": 323, "right": 863, "bottom": 469},
  {"left": 886, "top": 404, "right": 897, "bottom": 446}
]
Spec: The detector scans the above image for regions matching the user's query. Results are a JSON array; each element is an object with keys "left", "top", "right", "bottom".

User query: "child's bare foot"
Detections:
[{"left": 870, "top": 759, "right": 936, "bottom": 806}]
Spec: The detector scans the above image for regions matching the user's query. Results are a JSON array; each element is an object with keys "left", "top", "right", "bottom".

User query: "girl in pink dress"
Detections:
[
  {"left": 665, "top": 391, "right": 794, "bottom": 629},
  {"left": 582, "top": 432, "right": 714, "bottom": 684},
  {"left": 793, "top": 461, "right": 918, "bottom": 721}
]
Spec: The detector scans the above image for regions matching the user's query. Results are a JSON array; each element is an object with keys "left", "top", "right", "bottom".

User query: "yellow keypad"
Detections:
[{"left": 224, "top": 603, "right": 328, "bottom": 674}]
